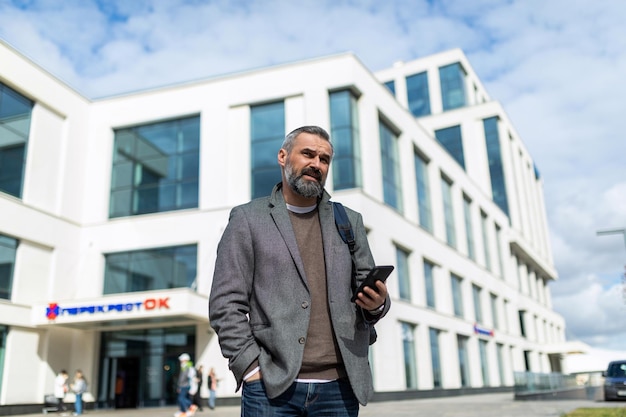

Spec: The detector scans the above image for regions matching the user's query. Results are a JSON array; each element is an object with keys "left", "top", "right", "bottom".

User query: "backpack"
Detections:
[{"left": 332, "top": 201, "right": 378, "bottom": 345}]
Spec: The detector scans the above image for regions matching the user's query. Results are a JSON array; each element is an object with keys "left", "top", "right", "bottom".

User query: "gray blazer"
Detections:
[{"left": 208, "top": 184, "right": 390, "bottom": 405}]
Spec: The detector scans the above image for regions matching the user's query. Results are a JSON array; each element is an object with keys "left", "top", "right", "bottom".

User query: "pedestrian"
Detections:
[
  {"left": 209, "top": 125, "right": 390, "bottom": 416},
  {"left": 70, "top": 370, "right": 87, "bottom": 416},
  {"left": 207, "top": 367, "right": 218, "bottom": 410},
  {"left": 54, "top": 369, "right": 69, "bottom": 414},
  {"left": 192, "top": 364, "right": 204, "bottom": 411},
  {"left": 175, "top": 353, "right": 198, "bottom": 417}
]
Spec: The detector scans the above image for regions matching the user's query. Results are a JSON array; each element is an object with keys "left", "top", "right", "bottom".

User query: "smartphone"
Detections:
[{"left": 351, "top": 265, "right": 394, "bottom": 302}]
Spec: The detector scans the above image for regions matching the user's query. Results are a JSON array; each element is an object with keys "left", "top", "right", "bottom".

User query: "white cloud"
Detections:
[{"left": 1, "top": 0, "right": 626, "bottom": 351}]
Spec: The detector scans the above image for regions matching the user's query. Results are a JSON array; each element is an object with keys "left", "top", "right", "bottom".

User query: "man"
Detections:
[
  {"left": 175, "top": 353, "right": 198, "bottom": 417},
  {"left": 53, "top": 369, "right": 69, "bottom": 415},
  {"left": 209, "top": 125, "right": 390, "bottom": 416}
]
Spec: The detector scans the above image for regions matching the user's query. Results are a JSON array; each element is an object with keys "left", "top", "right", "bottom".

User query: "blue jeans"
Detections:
[
  {"left": 241, "top": 379, "right": 359, "bottom": 417},
  {"left": 74, "top": 393, "right": 83, "bottom": 415},
  {"left": 177, "top": 386, "right": 192, "bottom": 412},
  {"left": 208, "top": 389, "right": 216, "bottom": 409}
]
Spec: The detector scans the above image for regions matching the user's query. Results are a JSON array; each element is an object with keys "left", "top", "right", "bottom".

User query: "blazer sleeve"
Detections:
[{"left": 208, "top": 205, "right": 261, "bottom": 387}]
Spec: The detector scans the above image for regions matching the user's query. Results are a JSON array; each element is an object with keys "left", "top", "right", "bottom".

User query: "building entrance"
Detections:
[{"left": 97, "top": 325, "right": 196, "bottom": 409}]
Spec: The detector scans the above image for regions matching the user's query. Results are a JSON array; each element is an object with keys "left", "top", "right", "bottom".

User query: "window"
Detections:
[
  {"left": 423, "top": 259, "right": 436, "bottom": 308},
  {"left": 479, "top": 339, "right": 490, "bottom": 386},
  {"left": 330, "top": 90, "right": 362, "bottom": 190},
  {"left": 481, "top": 211, "right": 492, "bottom": 271},
  {"left": 435, "top": 125, "right": 465, "bottom": 169},
  {"left": 110, "top": 116, "right": 200, "bottom": 217},
  {"left": 463, "top": 195, "right": 475, "bottom": 260},
  {"left": 496, "top": 343, "right": 506, "bottom": 385},
  {"left": 383, "top": 80, "right": 395, "bottom": 95},
  {"left": 0, "top": 82, "right": 33, "bottom": 198},
  {"left": 0, "top": 235, "right": 17, "bottom": 300},
  {"left": 490, "top": 293, "right": 499, "bottom": 330},
  {"left": 483, "top": 117, "right": 510, "bottom": 216},
  {"left": 439, "top": 62, "right": 467, "bottom": 111},
  {"left": 379, "top": 120, "right": 403, "bottom": 212},
  {"left": 518, "top": 310, "right": 527, "bottom": 338},
  {"left": 451, "top": 273, "right": 464, "bottom": 318},
  {"left": 401, "top": 322, "right": 418, "bottom": 389},
  {"left": 472, "top": 284, "right": 483, "bottom": 324},
  {"left": 457, "top": 335, "right": 470, "bottom": 387},
  {"left": 104, "top": 245, "right": 197, "bottom": 295},
  {"left": 396, "top": 246, "right": 411, "bottom": 301},
  {"left": 251, "top": 101, "right": 285, "bottom": 199},
  {"left": 441, "top": 176, "right": 456, "bottom": 248},
  {"left": 429, "top": 328, "right": 442, "bottom": 388},
  {"left": 0, "top": 325, "right": 6, "bottom": 394},
  {"left": 414, "top": 151, "right": 433, "bottom": 233},
  {"left": 495, "top": 225, "right": 504, "bottom": 278},
  {"left": 406, "top": 72, "right": 431, "bottom": 117}
]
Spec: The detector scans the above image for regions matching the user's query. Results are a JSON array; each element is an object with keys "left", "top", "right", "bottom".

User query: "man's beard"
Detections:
[{"left": 284, "top": 161, "right": 324, "bottom": 199}]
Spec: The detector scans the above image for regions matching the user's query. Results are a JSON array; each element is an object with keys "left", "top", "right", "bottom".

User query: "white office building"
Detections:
[{"left": 0, "top": 40, "right": 567, "bottom": 413}]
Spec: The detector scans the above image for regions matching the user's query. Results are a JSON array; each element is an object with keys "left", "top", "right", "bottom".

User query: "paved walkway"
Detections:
[{"left": 23, "top": 393, "right": 626, "bottom": 417}]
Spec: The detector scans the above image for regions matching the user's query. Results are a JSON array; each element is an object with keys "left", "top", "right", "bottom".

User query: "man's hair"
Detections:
[{"left": 281, "top": 125, "right": 333, "bottom": 155}]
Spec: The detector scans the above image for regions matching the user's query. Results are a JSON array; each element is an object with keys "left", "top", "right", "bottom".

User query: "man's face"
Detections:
[{"left": 281, "top": 132, "right": 332, "bottom": 199}]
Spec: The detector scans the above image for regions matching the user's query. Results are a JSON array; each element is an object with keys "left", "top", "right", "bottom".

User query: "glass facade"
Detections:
[
  {"left": 406, "top": 72, "right": 431, "bottom": 117},
  {"left": 424, "top": 259, "right": 436, "bottom": 308},
  {"left": 451, "top": 273, "right": 464, "bottom": 318},
  {"left": 329, "top": 90, "right": 362, "bottom": 190},
  {"left": 414, "top": 151, "right": 433, "bottom": 233},
  {"left": 97, "top": 326, "right": 195, "bottom": 408},
  {"left": 483, "top": 117, "right": 510, "bottom": 216},
  {"left": 401, "top": 322, "right": 418, "bottom": 389},
  {"left": 439, "top": 62, "right": 467, "bottom": 111},
  {"left": 0, "top": 82, "right": 33, "bottom": 198},
  {"left": 463, "top": 195, "right": 475, "bottom": 260},
  {"left": 250, "top": 101, "right": 285, "bottom": 199},
  {"left": 379, "top": 120, "right": 403, "bottom": 212},
  {"left": 396, "top": 246, "right": 411, "bottom": 301},
  {"left": 441, "top": 176, "right": 456, "bottom": 248},
  {"left": 0, "top": 234, "right": 17, "bottom": 300},
  {"left": 109, "top": 116, "right": 200, "bottom": 218},
  {"left": 429, "top": 328, "right": 442, "bottom": 388},
  {"left": 435, "top": 125, "right": 465, "bottom": 169},
  {"left": 104, "top": 245, "right": 197, "bottom": 295}
]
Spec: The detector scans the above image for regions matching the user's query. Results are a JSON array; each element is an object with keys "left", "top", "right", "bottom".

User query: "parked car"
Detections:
[{"left": 603, "top": 360, "right": 626, "bottom": 401}]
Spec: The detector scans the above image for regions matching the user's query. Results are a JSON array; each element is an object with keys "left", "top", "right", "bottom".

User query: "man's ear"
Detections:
[{"left": 277, "top": 148, "right": 287, "bottom": 168}]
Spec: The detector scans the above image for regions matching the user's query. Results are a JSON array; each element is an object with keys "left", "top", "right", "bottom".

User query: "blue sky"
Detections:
[{"left": 1, "top": 0, "right": 626, "bottom": 351}]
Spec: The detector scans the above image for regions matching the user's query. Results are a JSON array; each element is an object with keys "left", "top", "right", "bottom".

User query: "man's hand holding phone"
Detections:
[{"left": 353, "top": 265, "right": 393, "bottom": 312}]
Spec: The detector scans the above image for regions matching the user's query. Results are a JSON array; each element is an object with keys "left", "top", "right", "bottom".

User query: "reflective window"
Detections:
[
  {"left": 495, "top": 225, "right": 504, "bottom": 278},
  {"left": 497, "top": 343, "right": 506, "bottom": 385},
  {"left": 406, "top": 72, "right": 430, "bottom": 117},
  {"left": 472, "top": 284, "right": 483, "bottom": 323},
  {"left": 483, "top": 117, "right": 510, "bottom": 216},
  {"left": 401, "top": 322, "right": 418, "bottom": 389},
  {"left": 104, "top": 245, "right": 197, "bottom": 295},
  {"left": 435, "top": 125, "right": 465, "bottom": 169},
  {"left": 429, "top": 328, "right": 442, "bottom": 388},
  {"left": 110, "top": 116, "right": 200, "bottom": 218},
  {"left": 457, "top": 335, "right": 470, "bottom": 387},
  {"left": 383, "top": 80, "right": 395, "bottom": 96},
  {"left": 0, "top": 325, "right": 6, "bottom": 394},
  {"left": 479, "top": 339, "right": 490, "bottom": 386},
  {"left": 251, "top": 101, "right": 284, "bottom": 199},
  {"left": 490, "top": 293, "right": 499, "bottom": 330},
  {"left": 0, "top": 83, "right": 33, "bottom": 198},
  {"left": 451, "top": 273, "right": 464, "bottom": 318},
  {"left": 0, "top": 235, "right": 17, "bottom": 300},
  {"left": 423, "top": 259, "right": 435, "bottom": 308},
  {"left": 414, "top": 151, "right": 433, "bottom": 233},
  {"left": 439, "top": 62, "right": 467, "bottom": 111},
  {"left": 441, "top": 176, "right": 456, "bottom": 248},
  {"left": 330, "top": 90, "right": 361, "bottom": 190},
  {"left": 379, "top": 121, "right": 403, "bottom": 212},
  {"left": 396, "top": 246, "right": 411, "bottom": 301},
  {"left": 481, "top": 211, "right": 492, "bottom": 271},
  {"left": 463, "top": 195, "right": 475, "bottom": 260}
]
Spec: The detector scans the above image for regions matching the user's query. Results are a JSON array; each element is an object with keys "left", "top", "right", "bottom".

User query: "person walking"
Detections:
[
  {"left": 192, "top": 365, "right": 204, "bottom": 411},
  {"left": 209, "top": 125, "right": 390, "bottom": 416},
  {"left": 175, "top": 353, "right": 198, "bottom": 417},
  {"left": 207, "top": 367, "right": 218, "bottom": 410},
  {"left": 70, "top": 370, "right": 87, "bottom": 416},
  {"left": 54, "top": 369, "right": 69, "bottom": 415}
]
